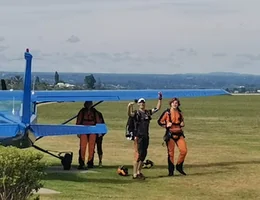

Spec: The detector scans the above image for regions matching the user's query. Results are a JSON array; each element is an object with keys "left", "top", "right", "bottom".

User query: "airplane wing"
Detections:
[
  {"left": 0, "top": 89, "right": 230, "bottom": 102},
  {"left": 0, "top": 90, "right": 23, "bottom": 101},
  {"left": 0, "top": 124, "right": 23, "bottom": 138},
  {"left": 30, "top": 123, "right": 107, "bottom": 137}
]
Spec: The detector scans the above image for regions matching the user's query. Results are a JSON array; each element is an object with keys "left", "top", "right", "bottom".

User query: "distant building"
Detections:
[{"left": 56, "top": 82, "right": 75, "bottom": 88}]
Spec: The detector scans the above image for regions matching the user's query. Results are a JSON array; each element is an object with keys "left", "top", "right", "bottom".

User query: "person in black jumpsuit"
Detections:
[{"left": 127, "top": 92, "right": 162, "bottom": 179}]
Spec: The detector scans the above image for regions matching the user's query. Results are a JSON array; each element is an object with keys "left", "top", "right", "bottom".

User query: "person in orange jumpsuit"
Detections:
[
  {"left": 157, "top": 98, "right": 187, "bottom": 176},
  {"left": 76, "top": 101, "right": 103, "bottom": 169}
]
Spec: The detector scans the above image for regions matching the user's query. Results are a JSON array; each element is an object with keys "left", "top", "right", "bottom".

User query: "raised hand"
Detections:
[{"left": 158, "top": 92, "right": 162, "bottom": 100}]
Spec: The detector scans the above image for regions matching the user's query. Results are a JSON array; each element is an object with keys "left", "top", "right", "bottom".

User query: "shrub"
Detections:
[{"left": 0, "top": 146, "right": 47, "bottom": 200}]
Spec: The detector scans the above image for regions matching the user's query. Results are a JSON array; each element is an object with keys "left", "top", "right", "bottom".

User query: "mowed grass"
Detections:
[{"left": 33, "top": 95, "right": 260, "bottom": 200}]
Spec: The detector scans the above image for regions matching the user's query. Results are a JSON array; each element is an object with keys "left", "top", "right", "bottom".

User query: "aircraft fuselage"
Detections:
[{"left": 0, "top": 111, "right": 37, "bottom": 149}]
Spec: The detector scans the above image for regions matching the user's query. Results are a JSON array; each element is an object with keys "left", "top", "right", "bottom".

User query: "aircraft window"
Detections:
[{"left": 0, "top": 100, "right": 22, "bottom": 115}]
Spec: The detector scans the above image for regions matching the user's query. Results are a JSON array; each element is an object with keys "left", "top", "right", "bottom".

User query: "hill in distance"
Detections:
[{"left": 1, "top": 71, "right": 260, "bottom": 90}]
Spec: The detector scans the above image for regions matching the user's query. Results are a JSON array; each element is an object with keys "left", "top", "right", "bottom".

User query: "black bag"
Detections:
[
  {"left": 125, "top": 110, "right": 140, "bottom": 140},
  {"left": 163, "top": 130, "right": 172, "bottom": 143}
]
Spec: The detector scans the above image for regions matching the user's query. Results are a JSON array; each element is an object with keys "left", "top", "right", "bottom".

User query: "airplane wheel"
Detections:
[{"left": 61, "top": 153, "right": 73, "bottom": 170}]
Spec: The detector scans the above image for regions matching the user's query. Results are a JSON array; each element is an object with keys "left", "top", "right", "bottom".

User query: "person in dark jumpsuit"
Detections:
[
  {"left": 89, "top": 111, "right": 105, "bottom": 168},
  {"left": 127, "top": 92, "right": 162, "bottom": 179}
]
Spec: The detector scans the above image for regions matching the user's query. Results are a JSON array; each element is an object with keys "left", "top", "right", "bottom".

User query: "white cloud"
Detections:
[{"left": 67, "top": 35, "right": 80, "bottom": 43}]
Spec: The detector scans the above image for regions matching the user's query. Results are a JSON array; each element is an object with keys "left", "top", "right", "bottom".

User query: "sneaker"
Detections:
[
  {"left": 99, "top": 161, "right": 102, "bottom": 168},
  {"left": 77, "top": 165, "right": 88, "bottom": 170},
  {"left": 132, "top": 174, "right": 145, "bottom": 180},
  {"left": 137, "top": 173, "right": 146, "bottom": 180}
]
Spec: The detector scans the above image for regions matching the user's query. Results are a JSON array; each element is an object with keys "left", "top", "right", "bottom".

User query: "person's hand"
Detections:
[
  {"left": 98, "top": 134, "right": 102, "bottom": 137},
  {"left": 128, "top": 102, "right": 135, "bottom": 106},
  {"left": 158, "top": 92, "right": 162, "bottom": 100},
  {"left": 180, "top": 121, "right": 185, "bottom": 127},
  {"left": 167, "top": 122, "right": 172, "bottom": 128}
]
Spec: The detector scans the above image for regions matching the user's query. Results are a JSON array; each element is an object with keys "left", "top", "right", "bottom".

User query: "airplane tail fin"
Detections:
[{"left": 21, "top": 49, "right": 33, "bottom": 124}]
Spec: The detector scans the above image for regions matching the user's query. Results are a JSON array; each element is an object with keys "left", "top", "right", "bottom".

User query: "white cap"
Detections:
[{"left": 137, "top": 98, "right": 146, "bottom": 103}]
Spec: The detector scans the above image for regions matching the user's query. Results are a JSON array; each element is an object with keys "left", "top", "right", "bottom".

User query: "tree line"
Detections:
[{"left": 1, "top": 71, "right": 103, "bottom": 90}]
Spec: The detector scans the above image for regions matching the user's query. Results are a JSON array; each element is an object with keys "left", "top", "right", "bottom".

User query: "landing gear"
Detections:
[
  {"left": 32, "top": 144, "right": 73, "bottom": 170},
  {"left": 60, "top": 152, "right": 73, "bottom": 170}
]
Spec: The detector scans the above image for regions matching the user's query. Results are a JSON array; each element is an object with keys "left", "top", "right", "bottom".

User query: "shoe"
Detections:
[
  {"left": 137, "top": 173, "right": 146, "bottom": 180},
  {"left": 168, "top": 172, "right": 174, "bottom": 176},
  {"left": 99, "top": 161, "right": 102, "bottom": 168},
  {"left": 132, "top": 173, "right": 145, "bottom": 180},
  {"left": 168, "top": 157, "right": 174, "bottom": 176},
  {"left": 87, "top": 161, "right": 94, "bottom": 168},
  {"left": 77, "top": 165, "right": 88, "bottom": 170},
  {"left": 176, "top": 162, "right": 186, "bottom": 175}
]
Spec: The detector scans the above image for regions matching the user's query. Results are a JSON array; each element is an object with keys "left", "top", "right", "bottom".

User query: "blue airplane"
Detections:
[{"left": 0, "top": 49, "right": 230, "bottom": 170}]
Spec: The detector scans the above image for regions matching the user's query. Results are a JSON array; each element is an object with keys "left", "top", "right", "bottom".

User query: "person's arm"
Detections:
[
  {"left": 76, "top": 109, "right": 84, "bottom": 125},
  {"left": 99, "top": 112, "right": 105, "bottom": 123},
  {"left": 151, "top": 92, "right": 162, "bottom": 115},
  {"left": 127, "top": 102, "right": 135, "bottom": 117},
  {"left": 157, "top": 111, "right": 168, "bottom": 128},
  {"left": 76, "top": 109, "right": 84, "bottom": 138},
  {"left": 96, "top": 111, "right": 104, "bottom": 123},
  {"left": 180, "top": 113, "right": 185, "bottom": 127}
]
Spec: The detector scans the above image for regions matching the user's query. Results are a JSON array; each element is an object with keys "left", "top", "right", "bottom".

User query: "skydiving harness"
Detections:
[
  {"left": 125, "top": 110, "right": 151, "bottom": 141},
  {"left": 162, "top": 109, "right": 185, "bottom": 146},
  {"left": 80, "top": 108, "right": 98, "bottom": 125}
]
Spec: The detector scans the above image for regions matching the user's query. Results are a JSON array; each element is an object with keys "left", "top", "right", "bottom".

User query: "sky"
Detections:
[{"left": 0, "top": 0, "right": 260, "bottom": 74}]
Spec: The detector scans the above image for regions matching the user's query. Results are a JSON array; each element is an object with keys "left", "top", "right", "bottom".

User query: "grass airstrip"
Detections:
[{"left": 33, "top": 95, "right": 260, "bottom": 200}]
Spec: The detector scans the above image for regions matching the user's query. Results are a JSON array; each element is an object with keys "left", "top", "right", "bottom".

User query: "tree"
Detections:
[
  {"left": 0, "top": 146, "right": 47, "bottom": 200},
  {"left": 84, "top": 74, "right": 96, "bottom": 89},
  {"left": 54, "top": 71, "right": 59, "bottom": 85},
  {"left": 35, "top": 76, "right": 40, "bottom": 85},
  {"left": 10, "top": 75, "right": 23, "bottom": 90},
  {"left": 95, "top": 78, "right": 102, "bottom": 89}
]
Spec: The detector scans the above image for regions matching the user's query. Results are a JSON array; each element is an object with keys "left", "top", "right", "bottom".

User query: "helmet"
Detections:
[
  {"left": 117, "top": 165, "right": 129, "bottom": 176},
  {"left": 142, "top": 159, "right": 154, "bottom": 169}
]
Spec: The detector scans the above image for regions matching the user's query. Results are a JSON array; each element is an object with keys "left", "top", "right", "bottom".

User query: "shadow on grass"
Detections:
[
  {"left": 186, "top": 160, "right": 260, "bottom": 168},
  {"left": 44, "top": 173, "right": 133, "bottom": 184},
  {"left": 46, "top": 159, "right": 260, "bottom": 173},
  {"left": 44, "top": 160, "right": 260, "bottom": 182},
  {"left": 98, "top": 160, "right": 260, "bottom": 170},
  {"left": 148, "top": 170, "right": 227, "bottom": 179}
]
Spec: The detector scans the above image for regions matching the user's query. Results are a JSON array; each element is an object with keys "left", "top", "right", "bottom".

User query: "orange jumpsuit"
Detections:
[
  {"left": 76, "top": 108, "right": 102, "bottom": 167},
  {"left": 158, "top": 108, "right": 187, "bottom": 175}
]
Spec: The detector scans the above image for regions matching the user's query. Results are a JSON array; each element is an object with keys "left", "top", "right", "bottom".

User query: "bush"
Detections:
[{"left": 0, "top": 146, "right": 47, "bottom": 200}]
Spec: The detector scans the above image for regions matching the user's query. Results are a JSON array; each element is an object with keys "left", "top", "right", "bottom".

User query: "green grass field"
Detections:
[{"left": 34, "top": 95, "right": 260, "bottom": 200}]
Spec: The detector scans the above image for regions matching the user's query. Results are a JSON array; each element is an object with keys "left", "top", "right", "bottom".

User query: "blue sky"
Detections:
[{"left": 0, "top": 0, "right": 259, "bottom": 74}]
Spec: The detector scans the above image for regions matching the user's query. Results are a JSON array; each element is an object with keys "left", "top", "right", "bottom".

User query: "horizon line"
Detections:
[{"left": 0, "top": 71, "right": 258, "bottom": 76}]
